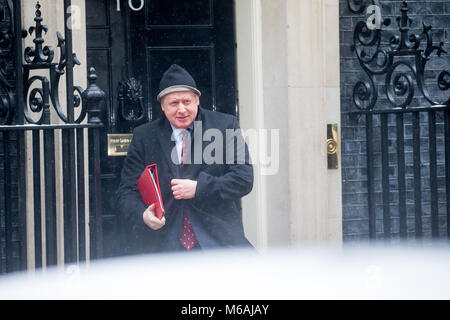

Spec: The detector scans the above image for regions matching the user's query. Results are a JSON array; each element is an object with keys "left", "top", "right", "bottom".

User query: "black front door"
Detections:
[{"left": 86, "top": 0, "right": 238, "bottom": 257}]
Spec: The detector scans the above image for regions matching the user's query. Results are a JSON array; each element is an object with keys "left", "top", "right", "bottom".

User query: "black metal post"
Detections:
[
  {"left": 396, "top": 114, "right": 407, "bottom": 239},
  {"left": 380, "top": 114, "right": 391, "bottom": 239},
  {"left": 62, "top": 0, "right": 77, "bottom": 264},
  {"left": 43, "top": 134, "right": 57, "bottom": 266},
  {"left": 76, "top": 128, "right": 86, "bottom": 262},
  {"left": 83, "top": 68, "right": 105, "bottom": 259},
  {"left": 92, "top": 127, "right": 103, "bottom": 259},
  {"left": 32, "top": 130, "right": 42, "bottom": 268},
  {"left": 428, "top": 111, "right": 439, "bottom": 238},
  {"left": 14, "top": 0, "right": 27, "bottom": 271},
  {"left": 366, "top": 114, "right": 376, "bottom": 239},
  {"left": 412, "top": 112, "right": 423, "bottom": 239},
  {"left": 41, "top": 78, "right": 57, "bottom": 266},
  {"left": 64, "top": 0, "right": 75, "bottom": 124},
  {"left": 445, "top": 110, "right": 450, "bottom": 238},
  {"left": 62, "top": 127, "right": 77, "bottom": 263}
]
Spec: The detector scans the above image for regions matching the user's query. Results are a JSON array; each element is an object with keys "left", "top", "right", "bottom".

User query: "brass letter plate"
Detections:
[
  {"left": 327, "top": 124, "right": 339, "bottom": 170},
  {"left": 107, "top": 133, "right": 133, "bottom": 156}
]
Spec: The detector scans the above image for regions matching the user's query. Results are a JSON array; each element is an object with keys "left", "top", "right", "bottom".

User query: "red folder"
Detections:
[{"left": 137, "top": 164, "right": 165, "bottom": 219}]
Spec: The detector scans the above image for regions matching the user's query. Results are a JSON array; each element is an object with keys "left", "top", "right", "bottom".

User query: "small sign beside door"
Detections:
[{"left": 107, "top": 134, "right": 133, "bottom": 156}]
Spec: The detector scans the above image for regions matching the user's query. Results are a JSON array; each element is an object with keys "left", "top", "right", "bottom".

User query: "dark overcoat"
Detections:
[{"left": 116, "top": 107, "right": 254, "bottom": 253}]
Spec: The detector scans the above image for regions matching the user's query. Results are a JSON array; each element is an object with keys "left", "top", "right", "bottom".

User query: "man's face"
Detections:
[{"left": 161, "top": 91, "right": 199, "bottom": 129}]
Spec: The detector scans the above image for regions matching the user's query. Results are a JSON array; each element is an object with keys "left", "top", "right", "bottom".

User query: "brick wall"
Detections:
[
  {"left": 0, "top": 132, "right": 20, "bottom": 273},
  {"left": 339, "top": 0, "right": 450, "bottom": 241},
  {"left": 0, "top": 0, "right": 21, "bottom": 273}
]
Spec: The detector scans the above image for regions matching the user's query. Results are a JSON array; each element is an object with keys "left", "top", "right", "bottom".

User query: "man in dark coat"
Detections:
[{"left": 116, "top": 64, "right": 254, "bottom": 253}]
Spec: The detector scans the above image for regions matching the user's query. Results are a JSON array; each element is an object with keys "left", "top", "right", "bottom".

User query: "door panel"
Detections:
[
  {"left": 129, "top": 0, "right": 237, "bottom": 119},
  {"left": 146, "top": 0, "right": 213, "bottom": 26}
]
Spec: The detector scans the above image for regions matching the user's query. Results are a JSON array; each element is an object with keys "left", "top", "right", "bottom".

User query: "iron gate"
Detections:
[
  {"left": 0, "top": 0, "right": 104, "bottom": 273},
  {"left": 347, "top": 0, "right": 450, "bottom": 240}
]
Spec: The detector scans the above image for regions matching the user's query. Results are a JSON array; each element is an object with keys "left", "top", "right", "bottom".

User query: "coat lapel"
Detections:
[
  {"left": 155, "top": 117, "right": 180, "bottom": 178},
  {"left": 182, "top": 108, "right": 206, "bottom": 178}
]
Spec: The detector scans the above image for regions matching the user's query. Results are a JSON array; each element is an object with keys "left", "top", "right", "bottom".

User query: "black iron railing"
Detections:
[
  {"left": 347, "top": 0, "right": 450, "bottom": 240},
  {"left": 0, "top": 0, "right": 105, "bottom": 273}
]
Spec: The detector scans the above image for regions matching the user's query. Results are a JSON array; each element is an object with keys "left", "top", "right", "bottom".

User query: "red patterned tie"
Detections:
[{"left": 179, "top": 129, "right": 198, "bottom": 250}]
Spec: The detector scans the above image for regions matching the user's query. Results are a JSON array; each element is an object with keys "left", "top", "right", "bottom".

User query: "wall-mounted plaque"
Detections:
[{"left": 107, "top": 134, "right": 133, "bottom": 156}]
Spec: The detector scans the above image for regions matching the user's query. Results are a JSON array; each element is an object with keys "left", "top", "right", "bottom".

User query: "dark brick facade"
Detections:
[
  {"left": 339, "top": 0, "right": 450, "bottom": 241},
  {"left": 0, "top": 132, "right": 20, "bottom": 273}
]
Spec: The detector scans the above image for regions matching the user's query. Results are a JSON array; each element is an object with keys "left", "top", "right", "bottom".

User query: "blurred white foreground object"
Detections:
[{"left": 0, "top": 243, "right": 449, "bottom": 299}]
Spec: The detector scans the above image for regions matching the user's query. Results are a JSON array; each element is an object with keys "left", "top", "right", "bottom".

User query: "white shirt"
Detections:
[{"left": 170, "top": 123, "right": 193, "bottom": 163}]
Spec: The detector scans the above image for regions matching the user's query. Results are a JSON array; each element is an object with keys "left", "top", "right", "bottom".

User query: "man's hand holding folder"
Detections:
[
  {"left": 137, "top": 164, "right": 166, "bottom": 230},
  {"left": 143, "top": 204, "right": 165, "bottom": 230}
]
